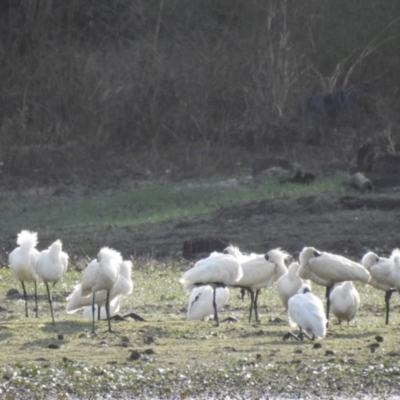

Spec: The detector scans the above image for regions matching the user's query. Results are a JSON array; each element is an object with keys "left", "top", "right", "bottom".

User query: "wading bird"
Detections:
[
  {"left": 66, "top": 258, "right": 133, "bottom": 328},
  {"left": 361, "top": 249, "right": 400, "bottom": 325},
  {"left": 179, "top": 252, "right": 242, "bottom": 326},
  {"left": 230, "top": 248, "right": 289, "bottom": 323},
  {"left": 79, "top": 248, "right": 130, "bottom": 333},
  {"left": 283, "top": 285, "right": 327, "bottom": 341},
  {"left": 329, "top": 281, "right": 360, "bottom": 325},
  {"left": 298, "top": 247, "right": 370, "bottom": 320},
  {"left": 36, "top": 239, "right": 69, "bottom": 325},
  {"left": 276, "top": 261, "right": 311, "bottom": 310},
  {"left": 187, "top": 285, "right": 230, "bottom": 321},
  {"left": 8, "top": 230, "right": 40, "bottom": 318}
]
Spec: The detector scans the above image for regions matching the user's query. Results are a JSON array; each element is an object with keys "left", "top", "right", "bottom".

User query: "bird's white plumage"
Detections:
[
  {"left": 187, "top": 285, "right": 229, "bottom": 321},
  {"left": 329, "top": 281, "right": 360, "bottom": 324},
  {"left": 234, "top": 248, "right": 289, "bottom": 290},
  {"left": 36, "top": 240, "right": 69, "bottom": 284},
  {"left": 81, "top": 247, "right": 122, "bottom": 296},
  {"left": 288, "top": 286, "right": 327, "bottom": 339},
  {"left": 179, "top": 253, "right": 242, "bottom": 293},
  {"left": 361, "top": 250, "right": 398, "bottom": 291},
  {"left": 82, "top": 296, "right": 121, "bottom": 319},
  {"left": 35, "top": 239, "right": 69, "bottom": 324},
  {"left": 299, "top": 247, "right": 370, "bottom": 286},
  {"left": 9, "top": 230, "right": 39, "bottom": 283},
  {"left": 277, "top": 261, "right": 311, "bottom": 310},
  {"left": 66, "top": 259, "right": 133, "bottom": 314}
]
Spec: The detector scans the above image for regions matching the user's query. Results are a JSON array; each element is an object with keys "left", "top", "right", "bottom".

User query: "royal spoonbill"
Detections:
[
  {"left": 361, "top": 249, "right": 400, "bottom": 325},
  {"left": 276, "top": 261, "right": 311, "bottom": 310},
  {"left": 36, "top": 239, "right": 69, "bottom": 325},
  {"left": 187, "top": 285, "right": 230, "bottom": 321},
  {"left": 298, "top": 247, "right": 370, "bottom": 320},
  {"left": 8, "top": 230, "right": 40, "bottom": 318},
  {"left": 179, "top": 252, "right": 242, "bottom": 326},
  {"left": 231, "top": 248, "right": 289, "bottom": 322},
  {"left": 283, "top": 285, "right": 327, "bottom": 341},
  {"left": 329, "top": 281, "right": 360, "bottom": 325}
]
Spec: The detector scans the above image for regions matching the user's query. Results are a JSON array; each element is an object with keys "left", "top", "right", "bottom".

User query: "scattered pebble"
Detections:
[{"left": 130, "top": 350, "right": 141, "bottom": 361}]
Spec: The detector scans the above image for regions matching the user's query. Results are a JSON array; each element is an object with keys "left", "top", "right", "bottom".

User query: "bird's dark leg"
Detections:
[
  {"left": 385, "top": 289, "right": 396, "bottom": 325},
  {"left": 325, "top": 285, "right": 333, "bottom": 320},
  {"left": 283, "top": 331, "right": 301, "bottom": 341},
  {"left": 91, "top": 293, "right": 96, "bottom": 334},
  {"left": 45, "top": 282, "right": 55, "bottom": 325},
  {"left": 213, "top": 287, "right": 219, "bottom": 327},
  {"left": 105, "top": 291, "right": 114, "bottom": 332},
  {"left": 254, "top": 290, "right": 261, "bottom": 323},
  {"left": 98, "top": 305, "right": 101, "bottom": 321},
  {"left": 34, "top": 281, "right": 38, "bottom": 318},
  {"left": 21, "top": 281, "right": 28, "bottom": 318},
  {"left": 240, "top": 288, "right": 246, "bottom": 301},
  {"left": 247, "top": 288, "right": 255, "bottom": 323}
]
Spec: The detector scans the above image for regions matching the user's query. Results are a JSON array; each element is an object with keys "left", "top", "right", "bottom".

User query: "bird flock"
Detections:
[
  {"left": 180, "top": 244, "right": 400, "bottom": 340},
  {"left": 7, "top": 229, "right": 400, "bottom": 340}
]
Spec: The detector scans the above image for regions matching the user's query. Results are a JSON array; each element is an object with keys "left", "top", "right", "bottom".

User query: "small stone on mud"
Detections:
[
  {"left": 130, "top": 350, "right": 141, "bottom": 360},
  {"left": 99, "top": 341, "right": 107, "bottom": 346},
  {"left": 57, "top": 334, "right": 64, "bottom": 340},
  {"left": 256, "top": 353, "right": 262, "bottom": 360},
  {"left": 294, "top": 349, "right": 302, "bottom": 354},
  {"left": 121, "top": 336, "right": 130, "bottom": 343},
  {"left": 325, "top": 350, "right": 335, "bottom": 356},
  {"left": 121, "top": 342, "right": 129, "bottom": 348},
  {"left": 144, "top": 336, "right": 154, "bottom": 344},
  {"left": 6, "top": 289, "right": 19, "bottom": 298},
  {"left": 48, "top": 343, "right": 60, "bottom": 349},
  {"left": 313, "top": 343, "right": 322, "bottom": 349},
  {"left": 144, "top": 348, "right": 155, "bottom": 355},
  {"left": 375, "top": 335, "right": 384, "bottom": 343}
]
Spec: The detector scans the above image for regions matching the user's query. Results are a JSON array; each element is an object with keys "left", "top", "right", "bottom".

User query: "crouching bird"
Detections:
[{"left": 283, "top": 285, "right": 327, "bottom": 341}]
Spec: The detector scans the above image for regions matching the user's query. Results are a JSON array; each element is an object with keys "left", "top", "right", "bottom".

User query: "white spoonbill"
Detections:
[
  {"left": 82, "top": 295, "right": 121, "bottom": 320},
  {"left": 361, "top": 249, "right": 400, "bottom": 325},
  {"left": 329, "top": 281, "right": 360, "bottom": 325},
  {"left": 223, "top": 245, "right": 252, "bottom": 301},
  {"left": 8, "top": 230, "right": 40, "bottom": 318},
  {"left": 231, "top": 248, "right": 289, "bottom": 322},
  {"left": 179, "top": 252, "right": 242, "bottom": 326},
  {"left": 36, "top": 239, "right": 69, "bottom": 325},
  {"left": 283, "top": 285, "right": 327, "bottom": 341},
  {"left": 187, "top": 285, "right": 229, "bottom": 321},
  {"left": 80, "top": 247, "right": 125, "bottom": 333},
  {"left": 66, "top": 258, "right": 133, "bottom": 329},
  {"left": 276, "top": 261, "right": 311, "bottom": 310},
  {"left": 298, "top": 247, "right": 370, "bottom": 320}
]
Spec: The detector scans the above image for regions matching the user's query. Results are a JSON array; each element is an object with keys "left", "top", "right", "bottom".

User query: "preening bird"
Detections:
[
  {"left": 284, "top": 285, "right": 327, "bottom": 341},
  {"left": 298, "top": 247, "right": 370, "bottom": 320},
  {"left": 66, "top": 258, "right": 133, "bottom": 329},
  {"left": 329, "top": 281, "right": 360, "bottom": 325},
  {"left": 8, "top": 230, "right": 40, "bottom": 318},
  {"left": 36, "top": 239, "right": 69, "bottom": 325},
  {"left": 223, "top": 245, "right": 252, "bottom": 301},
  {"left": 276, "top": 261, "right": 311, "bottom": 310},
  {"left": 187, "top": 285, "right": 229, "bottom": 321},
  {"left": 361, "top": 249, "right": 400, "bottom": 325},
  {"left": 179, "top": 252, "right": 242, "bottom": 326},
  {"left": 79, "top": 248, "right": 129, "bottom": 333},
  {"left": 230, "top": 248, "right": 289, "bottom": 322}
]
